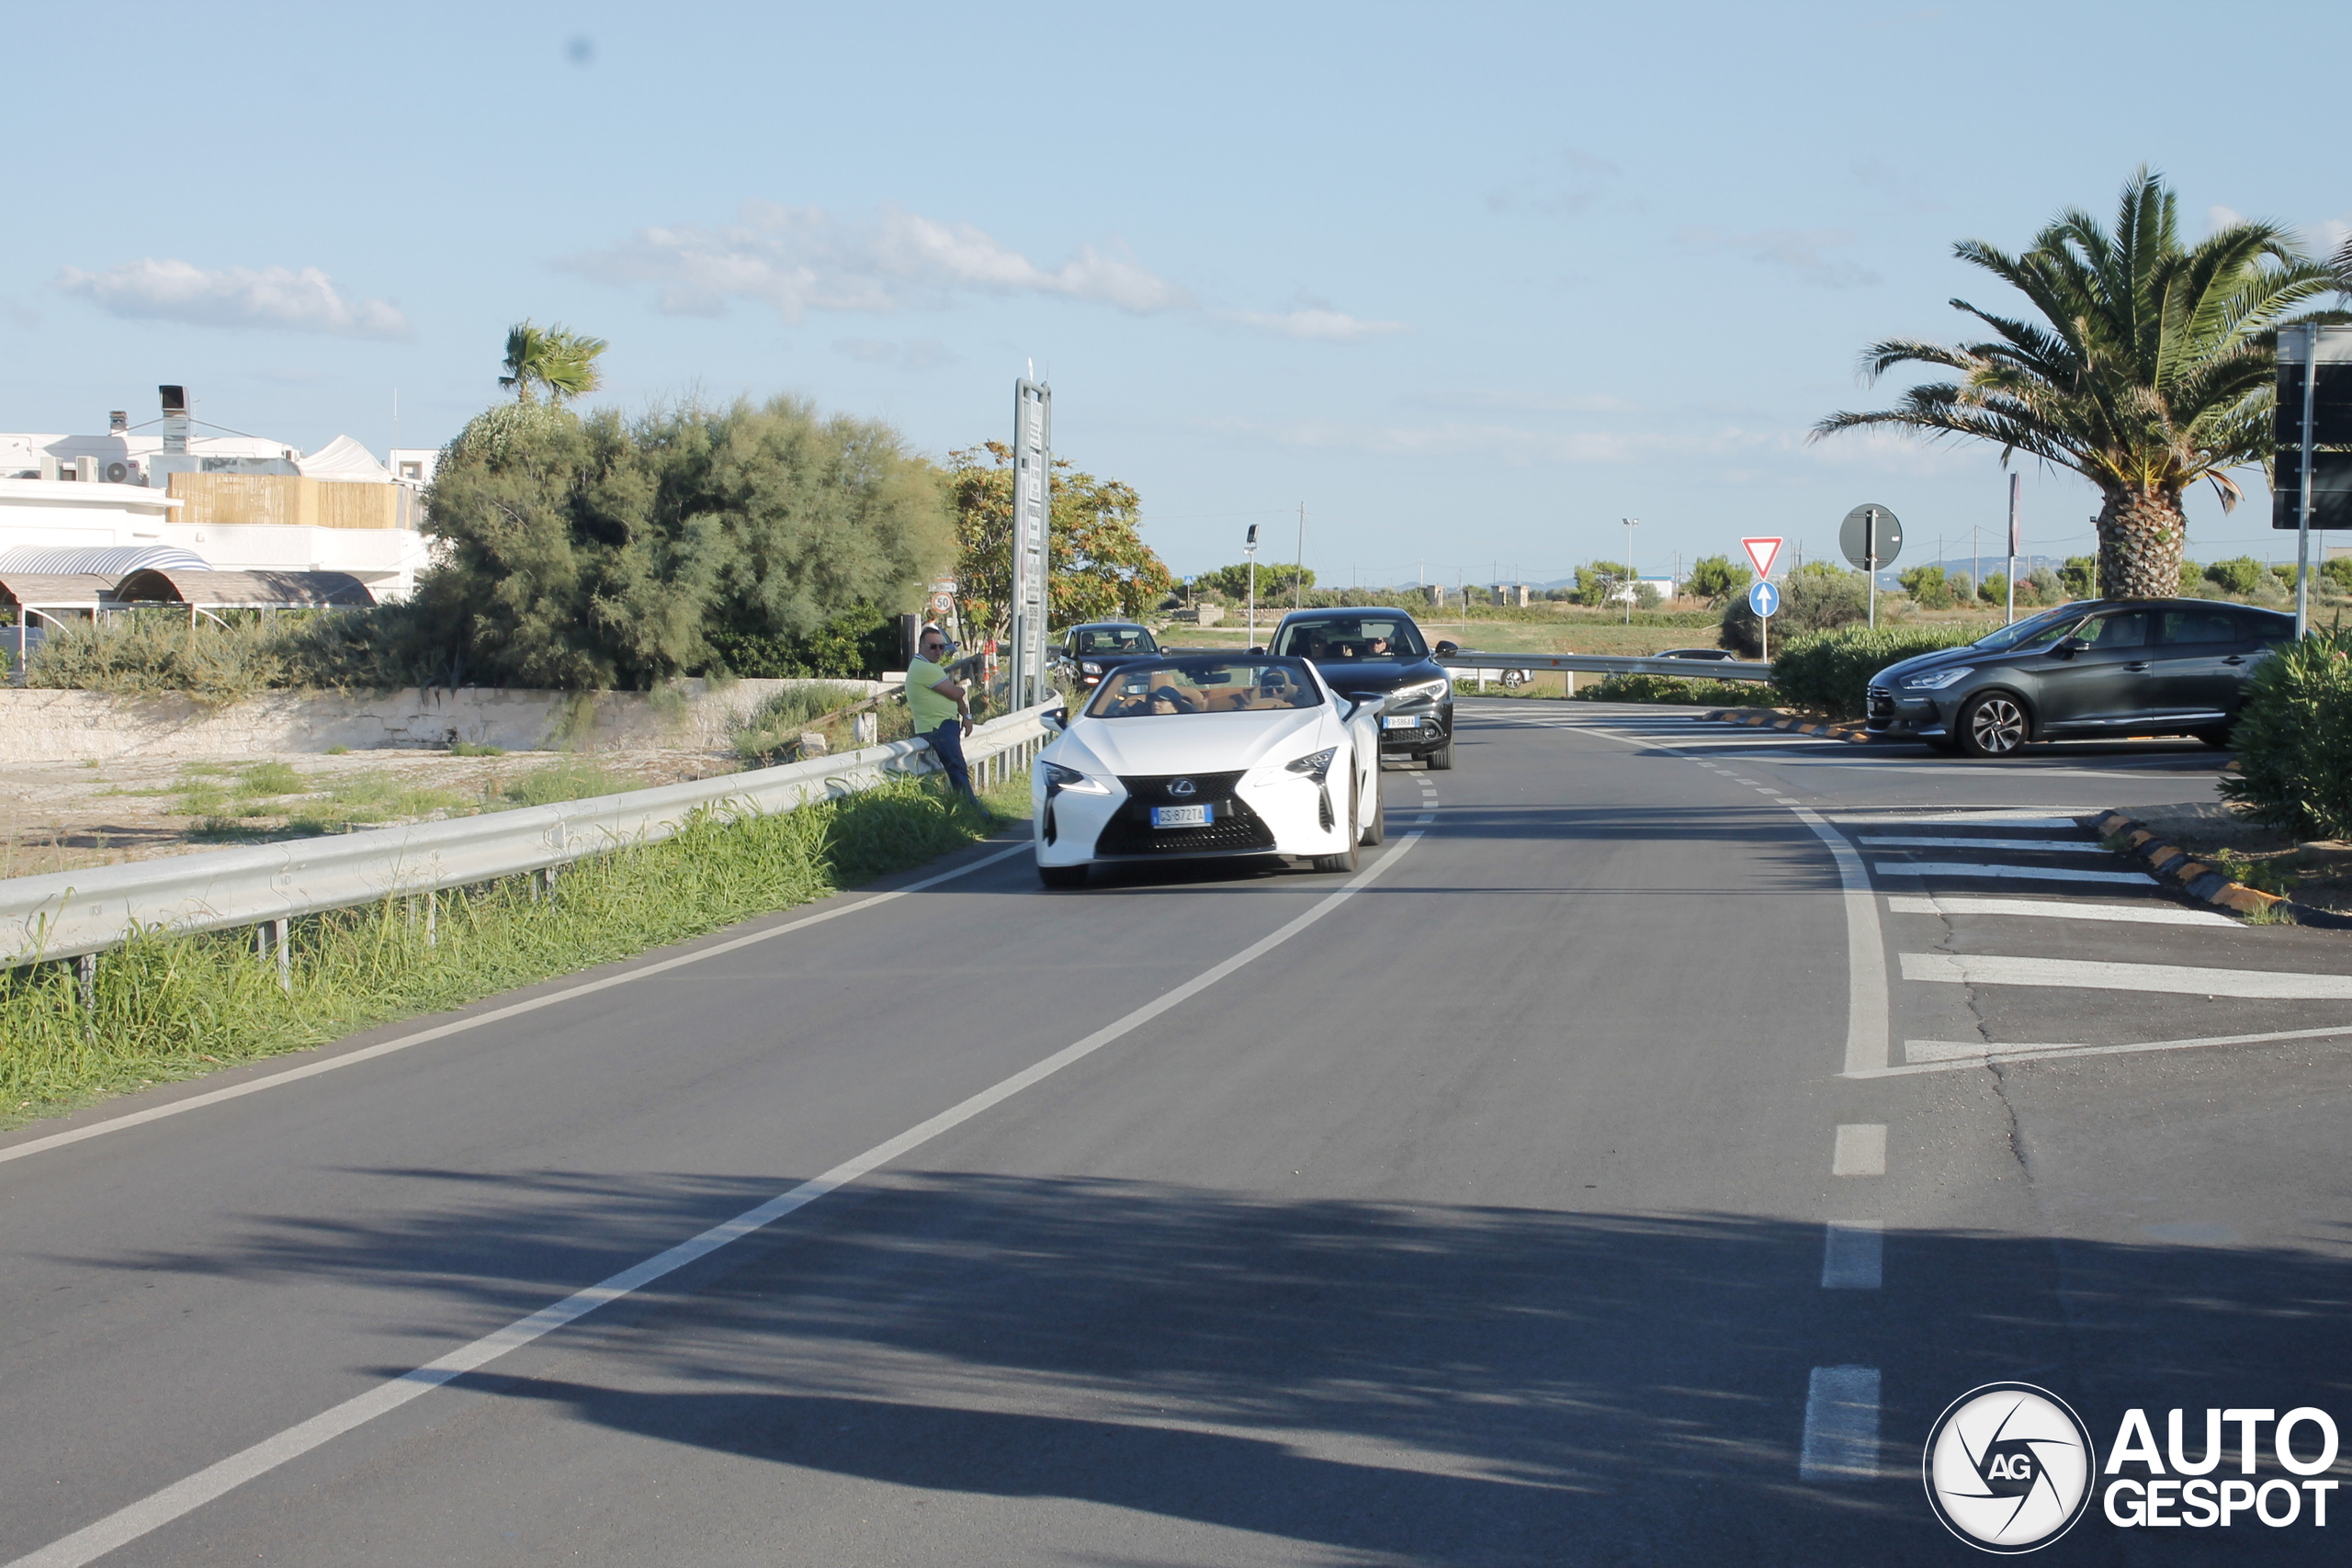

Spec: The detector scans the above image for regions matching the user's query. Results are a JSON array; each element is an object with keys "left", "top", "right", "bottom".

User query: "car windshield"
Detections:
[
  {"left": 1270, "top": 615, "right": 1428, "bottom": 660},
  {"left": 1971, "top": 603, "right": 2094, "bottom": 652},
  {"left": 1073, "top": 626, "right": 1156, "bottom": 656},
  {"left": 1081, "top": 658, "right": 1324, "bottom": 717}
]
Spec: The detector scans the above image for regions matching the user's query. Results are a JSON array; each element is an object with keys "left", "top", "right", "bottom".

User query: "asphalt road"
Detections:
[{"left": 1, "top": 701, "right": 2346, "bottom": 1565}]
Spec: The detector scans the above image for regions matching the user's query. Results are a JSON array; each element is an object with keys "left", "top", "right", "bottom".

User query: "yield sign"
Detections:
[{"left": 1741, "top": 536, "right": 1782, "bottom": 581}]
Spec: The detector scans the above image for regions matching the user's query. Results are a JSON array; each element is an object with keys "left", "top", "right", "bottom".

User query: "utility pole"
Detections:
[
  {"left": 2006, "top": 472, "right": 2020, "bottom": 626},
  {"left": 1295, "top": 502, "right": 1306, "bottom": 612},
  {"left": 1621, "top": 517, "right": 1640, "bottom": 626},
  {"left": 2296, "top": 322, "right": 2319, "bottom": 637}
]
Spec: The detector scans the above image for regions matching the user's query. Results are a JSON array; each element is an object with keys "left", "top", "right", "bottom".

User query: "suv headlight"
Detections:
[
  {"left": 1042, "top": 761, "right": 1111, "bottom": 797},
  {"left": 1898, "top": 666, "right": 1973, "bottom": 691},
  {"left": 1391, "top": 677, "right": 1450, "bottom": 705},
  {"left": 1080, "top": 660, "right": 1103, "bottom": 674},
  {"left": 1284, "top": 747, "right": 1338, "bottom": 783}
]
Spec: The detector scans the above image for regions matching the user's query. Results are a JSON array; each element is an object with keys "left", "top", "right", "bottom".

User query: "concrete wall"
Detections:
[{"left": 0, "top": 678, "right": 889, "bottom": 760}]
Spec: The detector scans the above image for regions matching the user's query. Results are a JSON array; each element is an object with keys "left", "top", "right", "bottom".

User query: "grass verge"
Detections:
[{"left": 1, "top": 770, "right": 1031, "bottom": 1130}]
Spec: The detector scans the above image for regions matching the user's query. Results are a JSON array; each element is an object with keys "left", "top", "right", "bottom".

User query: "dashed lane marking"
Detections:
[
  {"left": 1820, "top": 1221, "right": 1884, "bottom": 1289},
  {"left": 1873, "top": 861, "right": 2154, "bottom": 885},
  {"left": 1833, "top": 1124, "right": 1887, "bottom": 1176},
  {"left": 1801, "top": 1367, "right": 1883, "bottom": 1482}
]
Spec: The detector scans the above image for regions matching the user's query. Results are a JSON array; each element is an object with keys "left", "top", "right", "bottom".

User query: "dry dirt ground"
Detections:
[{"left": 0, "top": 747, "right": 745, "bottom": 878}]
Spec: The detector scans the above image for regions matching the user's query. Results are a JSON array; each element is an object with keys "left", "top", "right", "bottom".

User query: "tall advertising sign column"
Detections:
[
  {"left": 2276, "top": 324, "right": 2352, "bottom": 639},
  {"left": 1009, "top": 378, "right": 1052, "bottom": 708}
]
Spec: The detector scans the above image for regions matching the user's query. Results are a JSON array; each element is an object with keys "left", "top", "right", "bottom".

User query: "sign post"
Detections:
[
  {"left": 2276, "top": 324, "right": 2352, "bottom": 639},
  {"left": 1840, "top": 504, "right": 1904, "bottom": 629},
  {"left": 1747, "top": 579, "right": 1781, "bottom": 662},
  {"left": 2006, "top": 474, "right": 2021, "bottom": 626},
  {"left": 1009, "top": 378, "right": 1052, "bottom": 708}
]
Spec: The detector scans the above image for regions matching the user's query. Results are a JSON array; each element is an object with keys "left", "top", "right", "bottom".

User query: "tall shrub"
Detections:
[
  {"left": 1770, "top": 624, "right": 1985, "bottom": 718},
  {"left": 2218, "top": 627, "right": 2352, "bottom": 839}
]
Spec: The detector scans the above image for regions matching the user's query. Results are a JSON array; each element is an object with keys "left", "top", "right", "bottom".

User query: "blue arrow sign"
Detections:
[{"left": 1748, "top": 580, "right": 1781, "bottom": 618}]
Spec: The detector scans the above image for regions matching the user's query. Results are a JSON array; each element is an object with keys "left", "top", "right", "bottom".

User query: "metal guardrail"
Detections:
[
  {"left": 1438, "top": 650, "right": 1774, "bottom": 682},
  {"left": 1, "top": 700, "right": 1057, "bottom": 969}
]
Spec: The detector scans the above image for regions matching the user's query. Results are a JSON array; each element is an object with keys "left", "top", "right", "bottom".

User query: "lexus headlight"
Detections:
[
  {"left": 1391, "top": 677, "right": 1450, "bottom": 705},
  {"left": 1898, "top": 666, "right": 1973, "bottom": 690},
  {"left": 1284, "top": 747, "right": 1338, "bottom": 783},
  {"left": 1042, "top": 761, "right": 1111, "bottom": 797}
]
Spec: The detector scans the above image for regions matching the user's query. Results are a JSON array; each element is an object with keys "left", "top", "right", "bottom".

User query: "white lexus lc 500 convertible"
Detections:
[{"left": 1031, "top": 654, "right": 1385, "bottom": 888}]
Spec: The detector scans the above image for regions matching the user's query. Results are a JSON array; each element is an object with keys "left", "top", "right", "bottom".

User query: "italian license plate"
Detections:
[
  {"left": 1150, "top": 804, "right": 1212, "bottom": 829},
  {"left": 1382, "top": 715, "right": 1421, "bottom": 729}
]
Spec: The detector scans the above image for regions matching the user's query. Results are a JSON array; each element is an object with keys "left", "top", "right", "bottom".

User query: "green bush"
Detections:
[
  {"left": 1566, "top": 672, "right": 1764, "bottom": 706},
  {"left": 2204, "top": 556, "right": 2267, "bottom": 595},
  {"left": 1769, "top": 624, "right": 1984, "bottom": 719},
  {"left": 2322, "top": 556, "right": 2352, "bottom": 592},
  {"left": 2217, "top": 627, "right": 2352, "bottom": 840},
  {"left": 1719, "top": 565, "right": 1871, "bottom": 656}
]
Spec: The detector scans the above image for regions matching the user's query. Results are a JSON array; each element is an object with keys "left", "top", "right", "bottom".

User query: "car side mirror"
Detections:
[
  {"left": 1249, "top": 646, "right": 1265, "bottom": 655},
  {"left": 1040, "top": 707, "right": 1066, "bottom": 733},
  {"left": 1434, "top": 640, "right": 1460, "bottom": 657},
  {"left": 2050, "top": 637, "right": 2090, "bottom": 659}
]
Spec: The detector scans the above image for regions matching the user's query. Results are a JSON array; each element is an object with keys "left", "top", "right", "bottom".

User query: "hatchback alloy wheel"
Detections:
[{"left": 1960, "top": 693, "right": 2029, "bottom": 758}]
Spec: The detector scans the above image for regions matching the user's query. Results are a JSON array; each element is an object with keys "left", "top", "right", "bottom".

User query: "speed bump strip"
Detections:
[
  {"left": 2087, "top": 810, "right": 2352, "bottom": 930},
  {"left": 1700, "top": 708, "right": 1871, "bottom": 744}
]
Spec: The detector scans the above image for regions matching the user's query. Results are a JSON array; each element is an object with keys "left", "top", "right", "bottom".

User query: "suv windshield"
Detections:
[
  {"left": 1082, "top": 658, "right": 1324, "bottom": 717},
  {"left": 1270, "top": 615, "right": 1428, "bottom": 660},
  {"left": 1971, "top": 603, "right": 2094, "bottom": 653},
  {"left": 1073, "top": 626, "right": 1157, "bottom": 656}
]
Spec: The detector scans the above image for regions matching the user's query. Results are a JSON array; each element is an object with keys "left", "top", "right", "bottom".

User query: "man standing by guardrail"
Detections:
[{"left": 907, "top": 624, "right": 978, "bottom": 801}]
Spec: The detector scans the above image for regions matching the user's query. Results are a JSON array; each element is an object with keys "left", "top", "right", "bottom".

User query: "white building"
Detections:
[{"left": 0, "top": 390, "right": 435, "bottom": 599}]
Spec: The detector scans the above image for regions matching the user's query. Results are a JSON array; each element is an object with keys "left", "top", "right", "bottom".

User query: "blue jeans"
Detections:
[{"left": 925, "top": 719, "right": 973, "bottom": 797}]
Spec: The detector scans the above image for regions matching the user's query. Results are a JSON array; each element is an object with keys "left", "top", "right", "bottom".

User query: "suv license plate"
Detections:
[
  {"left": 1150, "top": 804, "right": 1212, "bottom": 828},
  {"left": 1382, "top": 715, "right": 1421, "bottom": 729}
]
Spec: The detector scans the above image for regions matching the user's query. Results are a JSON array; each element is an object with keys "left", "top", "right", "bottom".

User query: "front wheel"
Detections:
[
  {"left": 1956, "top": 694, "right": 2030, "bottom": 758},
  {"left": 1425, "top": 742, "right": 1453, "bottom": 771},
  {"left": 1499, "top": 668, "right": 1527, "bottom": 690},
  {"left": 1314, "top": 786, "right": 1361, "bottom": 874},
  {"left": 1036, "top": 862, "right": 1089, "bottom": 889},
  {"left": 1359, "top": 773, "right": 1385, "bottom": 845}
]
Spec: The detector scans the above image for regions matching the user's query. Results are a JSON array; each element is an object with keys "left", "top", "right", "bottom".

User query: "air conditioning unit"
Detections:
[
  {"left": 103, "top": 458, "right": 137, "bottom": 485},
  {"left": 72, "top": 457, "right": 97, "bottom": 482}
]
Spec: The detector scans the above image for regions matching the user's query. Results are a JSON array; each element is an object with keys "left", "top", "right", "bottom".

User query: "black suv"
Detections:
[
  {"left": 1055, "top": 622, "right": 1161, "bottom": 694},
  {"left": 1866, "top": 597, "right": 2295, "bottom": 757},
  {"left": 1263, "top": 607, "right": 1459, "bottom": 767}
]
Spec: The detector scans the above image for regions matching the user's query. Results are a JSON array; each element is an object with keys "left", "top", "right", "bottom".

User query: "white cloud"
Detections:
[
  {"left": 1677, "top": 227, "right": 1882, "bottom": 288},
  {"left": 1226, "top": 306, "right": 1408, "bottom": 341},
  {"left": 2303, "top": 215, "right": 2350, "bottom": 262},
  {"left": 2208, "top": 204, "right": 2247, "bottom": 233},
  {"left": 55, "top": 259, "right": 411, "bottom": 338},
  {"left": 565, "top": 202, "right": 1191, "bottom": 320}
]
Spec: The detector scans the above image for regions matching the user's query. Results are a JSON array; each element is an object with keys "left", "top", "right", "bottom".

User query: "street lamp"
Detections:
[
  {"left": 1244, "top": 525, "right": 1260, "bottom": 648},
  {"left": 1622, "top": 517, "right": 1640, "bottom": 626}
]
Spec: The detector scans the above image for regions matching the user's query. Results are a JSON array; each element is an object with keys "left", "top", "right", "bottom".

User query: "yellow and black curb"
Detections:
[
  {"left": 1700, "top": 708, "right": 1871, "bottom": 745},
  {"left": 2086, "top": 809, "right": 2352, "bottom": 930}
]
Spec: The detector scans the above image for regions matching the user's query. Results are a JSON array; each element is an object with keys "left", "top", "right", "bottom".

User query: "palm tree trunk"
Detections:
[{"left": 2095, "top": 487, "right": 2187, "bottom": 599}]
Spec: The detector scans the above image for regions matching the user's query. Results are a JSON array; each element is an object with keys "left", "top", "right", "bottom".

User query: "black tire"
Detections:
[
  {"left": 2194, "top": 725, "right": 2235, "bottom": 750},
  {"left": 1956, "top": 693, "right": 2030, "bottom": 758},
  {"left": 1315, "top": 786, "right": 1361, "bottom": 874},
  {"left": 1499, "top": 668, "right": 1527, "bottom": 689},
  {"left": 1426, "top": 742, "right": 1453, "bottom": 771},
  {"left": 1036, "top": 862, "right": 1089, "bottom": 889},
  {"left": 1359, "top": 773, "right": 1385, "bottom": 845}
]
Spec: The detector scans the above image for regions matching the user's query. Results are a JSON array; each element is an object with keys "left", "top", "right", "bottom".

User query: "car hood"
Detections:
[
  {"left": 1306, "top": 657, "right": 1445, "bottom": 696},
  {"left": 1057, "top": 706, "right": 1331, "bottom": 779},
  {"left": 1872, "top": 643, "right": 1986, "bottom": 685}
]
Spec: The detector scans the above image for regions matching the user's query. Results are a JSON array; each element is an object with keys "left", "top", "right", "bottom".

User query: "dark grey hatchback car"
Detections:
[{"left": 1865, "top": 598, "right": 2295, "bottom": 757}]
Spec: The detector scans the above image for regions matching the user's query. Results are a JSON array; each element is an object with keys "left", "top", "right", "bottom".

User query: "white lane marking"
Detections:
[
  {"left": 1885, "top": 894, "right": 2235, "bottom": 928},
  {"left": 3, "top": 836, "right": 1427, "bottom": 1568},
  {"left": 1873, "top": 861, "right": 2154, "bottom": 885},
  {"left": 1801, "top": 1366, "right": 1883, "bottom": 1482},
  {"left": 1413, "top": 814, "right": 1435, "bottom": 824},
  {"left": 1773, "top": 797, "right": 1802, "bottom": 805},
  {"left": 0, "top": 842, "right": 1037, "bottom": 1172},
  {"left": 1859, "top": 1021, "right": 2352, "bottom": 1077},
  {"left": 1833, "top": 1124, "right": 1887, "bottom": 1176},
  {"left": 1860, "top": 835, "right": 2098, "bottom": 852},
  {"left": 1570, "top": 721, "right": 1890, "bottom": 1077},
  {"left": 1901, "top": 951, "right": 2352, "bottom": 999},
  {"left": 1820, "top": 1221, "right": 1884, "bottom": 1289}
]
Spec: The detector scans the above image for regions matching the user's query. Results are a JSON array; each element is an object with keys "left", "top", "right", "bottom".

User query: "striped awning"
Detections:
[
  {"left": 112, "top": 569, "right": 376, "bottom": 609},
  {"left": 0, "top": 572, "right": 115, "bottom": 610}
]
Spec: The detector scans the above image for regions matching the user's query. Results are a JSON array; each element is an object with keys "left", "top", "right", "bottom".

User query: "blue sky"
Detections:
[{"left": 4, "top": 2, "right": 2343, "bottom": 584}]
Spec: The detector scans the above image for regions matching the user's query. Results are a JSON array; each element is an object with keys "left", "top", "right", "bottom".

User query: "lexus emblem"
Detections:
[{"left": 1168, "top": 778, "right": 1197, "bottom": 797}]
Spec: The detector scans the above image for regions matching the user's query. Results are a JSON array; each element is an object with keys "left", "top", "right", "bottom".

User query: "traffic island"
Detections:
[
  {"left": 1699, "top": 708, "right": 1871, "bottom": 744},
  {"left": 2086, "top": 807, "right": 2352, "bottom": 930}
]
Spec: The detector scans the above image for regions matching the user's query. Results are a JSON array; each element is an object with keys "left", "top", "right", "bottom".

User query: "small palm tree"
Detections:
[
  {"left": 1815, "top": 171, "right": 2346, "bottom": 599},
  {"left": 499, "top": 320, "right": 608, "bottom": 404}
]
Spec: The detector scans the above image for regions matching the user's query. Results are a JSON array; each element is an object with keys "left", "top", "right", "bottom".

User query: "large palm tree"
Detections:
[
  {"left": 1815, "top": 171, "right": 2346, "bottom": 598},
  {"left": 499, "top": 319, "right": 608, "bottom": 404}
]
